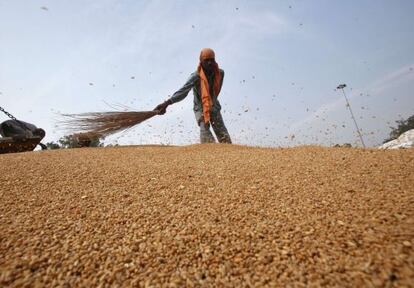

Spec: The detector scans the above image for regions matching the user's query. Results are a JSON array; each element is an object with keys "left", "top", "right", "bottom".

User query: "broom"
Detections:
[{"left": 59, "top": 109, "right": 160, "bottom": 140}]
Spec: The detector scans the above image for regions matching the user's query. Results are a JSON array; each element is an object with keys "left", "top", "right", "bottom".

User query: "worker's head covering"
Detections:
[
  {"left": 199, "top": 48, "right": 216, "bottom": 62},
  {"left": 197, "top": 48, "right": 222, "bottom": 124}
]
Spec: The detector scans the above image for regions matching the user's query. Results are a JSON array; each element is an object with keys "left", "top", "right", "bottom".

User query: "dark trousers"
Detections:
[{"left": 194, "top": 110, "right": 232, "bottom": 144}]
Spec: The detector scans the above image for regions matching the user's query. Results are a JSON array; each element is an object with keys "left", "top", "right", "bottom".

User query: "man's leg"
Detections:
[
  {"left": 211, "top": 111, "right": 232, "bottom": 144},
  {"left": 195, "top": 111, "right": 215, "bottom": 143}
]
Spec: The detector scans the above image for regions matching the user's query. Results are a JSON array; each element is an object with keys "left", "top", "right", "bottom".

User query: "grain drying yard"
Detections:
[{"left": 0, "top": 144, "right": 413, "bottom": 287}]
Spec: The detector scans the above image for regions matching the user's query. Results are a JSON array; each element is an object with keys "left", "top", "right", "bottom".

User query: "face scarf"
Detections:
[{"left": 198, "top": 48, "right": 222, "bottom": 124}]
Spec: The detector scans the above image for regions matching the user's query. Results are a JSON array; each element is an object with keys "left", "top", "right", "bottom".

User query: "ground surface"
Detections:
[{"left": 0, "top": 144, "right": 413, "bottom": 287}]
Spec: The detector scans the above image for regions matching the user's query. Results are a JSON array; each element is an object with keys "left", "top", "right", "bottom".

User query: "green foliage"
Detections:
[
  {"left": 46, "top": 135, "right": 104, "bottom": 149},
  {"left": 58, "top": 135, "right": 79, "bottom": 148},
  {"left": 46, "top": 142, "right": 60, "bottom": 150},
  {"left": 60, "top": 135, "right": 104, "bottom": 148},
  {"left": 383, "top": 115, "right": 414, "bottom": 143},
  {"left": 82, "top": 137, "right": 104, "bottom": 148}
]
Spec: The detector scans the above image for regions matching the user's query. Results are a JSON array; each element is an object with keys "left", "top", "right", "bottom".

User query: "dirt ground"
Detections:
[{"left": 0, "top": 144, "right": 413, "bottom": 287}]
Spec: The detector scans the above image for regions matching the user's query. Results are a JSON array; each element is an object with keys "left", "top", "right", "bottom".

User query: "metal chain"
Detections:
[
  {"left": 0, "top": 106, "right": 33, "bottom": 132},
  {"left": 0, "top": 106, "right": 18, "bottom": 120}
]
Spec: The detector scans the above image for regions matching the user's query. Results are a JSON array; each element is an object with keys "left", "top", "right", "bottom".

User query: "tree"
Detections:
[
  {"left": 58, "top": 134, "right": 104, "bottom": 148},
  {"left": 46, "top": 141, "right": 60, "bottom": 149},
  {"left": 383, "top": 115, "right": 414, "bottom": 143},
  {"left": 58, "top": 135, "right": 80, "bottom": 148},
  {"left": 43, "top": 135, "right": 105, "bottom": 149}
]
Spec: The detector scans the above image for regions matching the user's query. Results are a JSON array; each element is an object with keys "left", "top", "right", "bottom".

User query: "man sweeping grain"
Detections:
[{"left": 154, "top": 48, "right": 232, "bottom": 144}]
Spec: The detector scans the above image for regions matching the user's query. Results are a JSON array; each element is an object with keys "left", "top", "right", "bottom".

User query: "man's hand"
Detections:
[{"left": 154, "top": 99, "right": 172, "bottom": 115}]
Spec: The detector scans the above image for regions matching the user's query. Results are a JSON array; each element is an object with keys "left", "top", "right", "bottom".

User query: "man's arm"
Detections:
[
  {"left": 154, "top": 73, "right": 198, "bottom": 114},
  {"left": 169, "top": 72, "right": 198, "bottom": 104}
]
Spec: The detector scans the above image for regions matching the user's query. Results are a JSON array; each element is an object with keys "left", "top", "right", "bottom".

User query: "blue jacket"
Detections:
[{"left": 169, "top": 69, "right": 225, "bottom": 113}]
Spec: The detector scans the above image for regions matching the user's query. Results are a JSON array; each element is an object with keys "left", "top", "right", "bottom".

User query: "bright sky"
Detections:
[{"left": 1, "top": 0, "right": 413, "bottom": 147}]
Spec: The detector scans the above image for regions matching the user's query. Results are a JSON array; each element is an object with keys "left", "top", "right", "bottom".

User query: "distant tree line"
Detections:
[
  {"left": 383, "top": 114, "right": 414, "bottom": 143},
  {"left": 46, "top": 135, "right": 104, "bottom": 149},
  {"left": 44, "top": 114, "right": 414, "bottom": 147}
]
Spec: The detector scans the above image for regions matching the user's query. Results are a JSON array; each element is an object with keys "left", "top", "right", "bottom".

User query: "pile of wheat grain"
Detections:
[{"left": 0, "top": 145, "right": 413, "bottom": 287}]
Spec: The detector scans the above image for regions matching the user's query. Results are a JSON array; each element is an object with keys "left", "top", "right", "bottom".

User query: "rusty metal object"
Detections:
[{"left": 0, "top": 136, "right": 42, "bottom": 154}]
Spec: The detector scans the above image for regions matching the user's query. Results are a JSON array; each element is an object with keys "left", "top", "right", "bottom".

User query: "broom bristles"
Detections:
[{"left": 59, "top": 110, "right": 159, "bottom": 138}]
